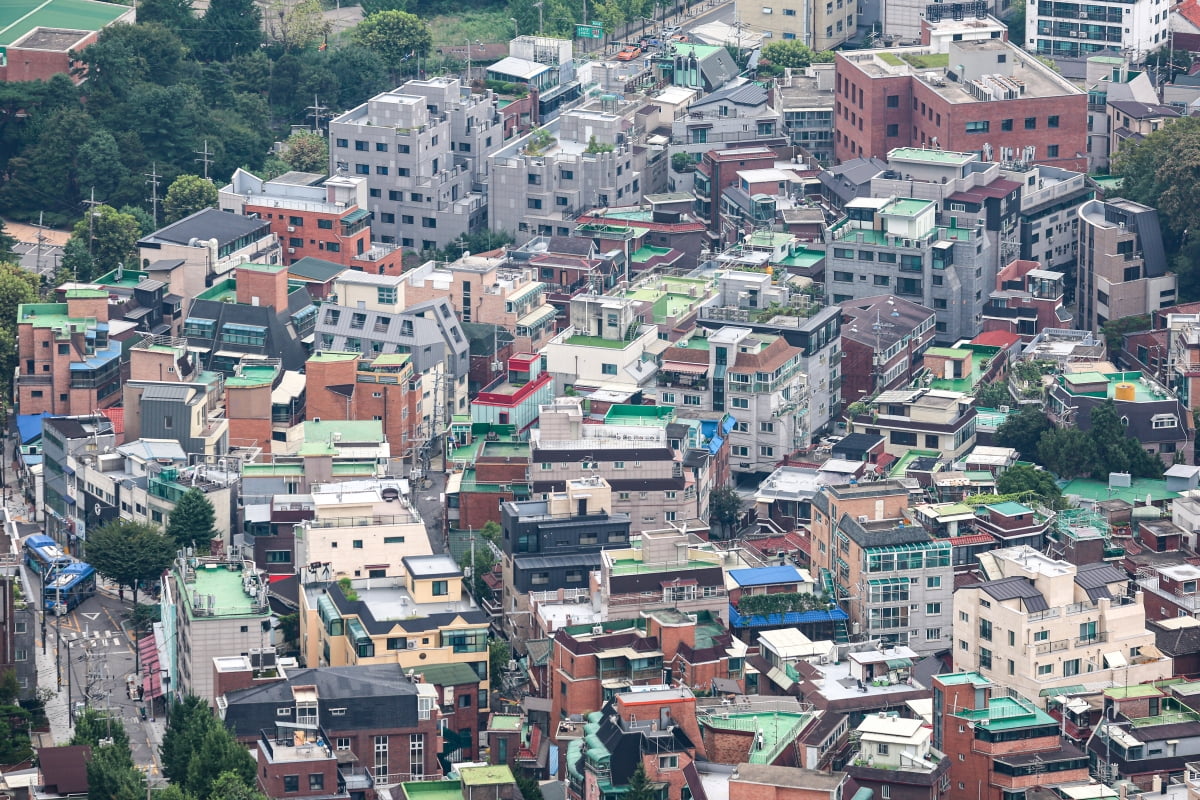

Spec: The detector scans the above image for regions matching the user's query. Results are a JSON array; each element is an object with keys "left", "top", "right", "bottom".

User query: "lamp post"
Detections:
[{"left": 510, "top": 17, "right": 519, "bottom": 37}]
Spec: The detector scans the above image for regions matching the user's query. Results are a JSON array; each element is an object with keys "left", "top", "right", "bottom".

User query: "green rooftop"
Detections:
[
  {"left": 197, "top": 279, "right": 237, "bottom": 303},
  {"left": 599, "top": 209, "right": 655, "bottom": 222},
  {"left": 64, "top": 288, "right": 108, "bottom": 299},
  {"left": 401, "top": 779, "right": 462, "bottom": 800},
  {"left": 564, "top": 334, "right": 631, "bottom": 349},
  {"left": 487, "top": 715, "right": 523, "bottom": 732},
  {"left": 987, "top": 501, "right": 1033, "bottom": 517},
  {"left": 1058, "top": 370, "right": 1165, "bottom": 402},
  {"left": 18, "top": 303, "right": 91, "bottom": 331},
  {"left": 411, "top": 662, "right": 482, "bottom": 686},
  {"left": 460, "top": 766, "right": 515, "bottom": 787},
  {"left": 745, "top": 231, "right": 795, "bottom": 248},
  {"left": 976, "top": 405, "right": 1018, "bottom": 429},
  {"left": 1104, "top": 684, "right": 1164, "bottom": 699},
  {"left": 1091, "top": 175, "right": 1124, "bottom": 193},
  {"left": 0, "top": 0, "right": 131, "bottom": 46},
  {"left": 937, "top": 671, "right": 991, "bottom": 686},
  {"left": 885, "top": 198, "right": 936, "bottom": 217},
  {"left": 239, "top": 262, "right": 286, "bottom": 274},
  {"left": 889, "top": 147, "right": 974, "bottom": 164},
  {"left": 1060, "top": 478, "right": 1177, "bottom": 504},
  {"left": 701, "top": 712, "right": 812, "bottom": 764},
  {"left": 610, "top": 556, "right": 718, "bottom": 575},
  {"left": 604, "top": 404, "right": 674, "bottom": 425},
  {"left": 183, "top": 562, "right": 262, "bottom": 619},
  {"left": 96, "top": 268, "right": 150, "bottom": 289},
  {"left": 777, "top": 247, "right": 825, "bottom": 268},
  {"left": 242, "top": 463, "right": 304, "bottom": 477},
  {"left": 956, "top": 696, "right": 1054, "bottom": 731},
  {"left": 301, "top": 420, "right": 385, "bottom": 454},
  {"left": 307, "top": 350, "right": 360, "bottom": 363},
  {"left": 926, "top": 344, "right": 1000, "bottom": 394},
  {"left": 479, "top": 440, "right": 530, "bottom": 458},
  {"left": 226, "top": 364, "right": 278, "bottom": 388},
  {"left": 630, "top": 245, "right": 674, "bottom": 264},
  {"left": 889, "top": 449, "right": 941, "bottom": 478}
]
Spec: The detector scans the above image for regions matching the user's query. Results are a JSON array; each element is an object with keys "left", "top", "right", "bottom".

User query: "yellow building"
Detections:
[{"left": 301, "top": 554, "right": 492, "bottom": 709}]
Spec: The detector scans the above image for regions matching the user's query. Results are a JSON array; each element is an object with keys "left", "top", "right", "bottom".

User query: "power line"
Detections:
[
  {"left": 195, "top": 140, "right": 214, "bottom": 181},
  {"left": 145, "top": 164, "right": 162, "bottom": 230},
  {"left": 306, "top": 95, "right": 329, "bottom": 132}
]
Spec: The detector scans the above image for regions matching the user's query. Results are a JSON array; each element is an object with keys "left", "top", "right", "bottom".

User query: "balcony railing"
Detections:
[
  {"left": 1035, "top": 639, "right": 1070, "bottom": 655},
  {"left": 1075, "top": 632, "right": 1107, "bottom": 647}
]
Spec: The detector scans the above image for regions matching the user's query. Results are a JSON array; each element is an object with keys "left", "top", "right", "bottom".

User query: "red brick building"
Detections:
[
  {"left": 0, "top": 0, "right": 135, "bottom": 84},
  {"left": 729, "top": 764, "right": 848, "bottom": 800},
  {"left": 694, "top": 147, "right": 778, "bottom": 241},
  {"left": 839, "top": 295, "right": 936, "bottom": 406},
  {"left": 305, "top": 350, "right": 420, "bottom": 455},
  {"left": 834, "top": 40, "right": 1087, "bottom": 171}
]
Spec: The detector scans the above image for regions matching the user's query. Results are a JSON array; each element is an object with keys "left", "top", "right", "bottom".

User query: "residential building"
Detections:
[
  {"left": 286, "top": 256, "right": 345, "bottom": 300},
  {"left": 824, "top": 195, "right": 994, "bottom": 343},
  {"left": 1137, "top": 562, "right": 1200, "bottom": 621},
  {"left": 42, "top": 414, "right": 116, "bottom": 553},
  {"left": 951, "top": 546, "right": 1171, "bottom": 702},
  {"left": 1046, "top": 369, "right": 1191, "bottom": 465},
  {"left": 1025, "top": 0, "right": 1168, "bottom": 62},
  {"left": 470, "top": 354, "right": 555, "bottom": 434},
  {"left": 400, "top": 254, "right": 558, "bottom": 353},
  {"left": 596, "top": 530, "right": 730, "bottom": 623},
  {"left": 0, "top": 563, "right": 36, "bottom": 699},
  {"left": 304, "top": 351, "right": 422, "bottom": 457},
  {"left": 138, "top": 208, "right": 281, "bottom": 311},
  {"left": 530, "top": 400, "right": 718, "bottom": 534},
  {"left": 779, "top": 65, "right": 837, "bottom": 166},
  {"left": 574, "top": 203, "right": 709, "bottom": 272},
  {"left": 726, "top": 565, "right": 853, "bottom": 641},
  {"left": 692, "top": 147, "right": 778, "bottom": 244},
  {"left": 656, "top": 325, "right": 810, "bottom": 473},
  {"left": 1003, "top": 163, "right": 1093, "bottom": 275},
  {"left": 982, "top": 259, "right": 1071, "bottom": 340},
  {"left": 498, "top": 476, "right": 632, "bottom": 630},
  {"left": 1108, "top": 100, "right": 1183, "bottom": 166},
  {"left": 299, "top": 556, "right": 491, "bottom": 710},
  {"left": 810, "top": 484, "right": 954, "bottom": 654},
  {"left": 933, "top": 672, "right": 1091, "bottom": 800},
  {"left": 218, "top": 661, "right": 445, "bottom": 785},
  {"left": 551, "top": 619, "right": 740, "bottom": 730},
  {"left": 219, "top": 169, "right": 404, "bottom": 273},
  {"left": 1083, "top": 58, "right": 1158, "bottom": 172},
  {"left": 328, "top": 78, "right": 500, "bottom": 249},
  {"left": 314, "top": 270, "right": 470, "bottom": 419},
  {"left": 15, "top": 290, "right": 125, "bottom": 418},
  {"left": 293, "top": 480, "right": 430, "bottom": 582},
  {"left": 848, "top": 388, "right": 977, "bottom": 461},
  {"left": 1076, "top": 198, "right": 1176, "bottom": 332},
  {"left": 1088, "top": 692, "right": 1200, "bottom": 789},
  {"left": 488, "top": 101, "right": 651, "bottom": 246},
  {"left": 444, "top": 425, "right": 531, "bottom": 533},
  {"left": 833, "top": 41, "right": 1087, "bottom": 171},
  {"left": 840, "top": 294, "right": 937, "bottom": 404},
  {"left": 697, "top": 304, "right": 843, "bottom": 441},
  {"left": 669, "top": 82, "right": 785, "bottom": 176},
  {"left": 122, "top": 380, "right": 229, "bottom": 457},
  {"left": 973, "top": 501, "right": 1050, "bottom": 550},
  {"left": 735, "top": 0, "right": 855, "bottom": 49},
  {"left": 728, "top": 763, "right": 849, "bottom": 800},
  {"left": 540, "top": 295, "right": 661, "bottom": 391},
  {"left": 159, "top": 552, "right": 273, "bottom": 702},
  {"left": 183, "top": 262, "right": 315, "bottom": 374},
  {"left": 844, "top": 713, "right": 950, "bottom": 800}
]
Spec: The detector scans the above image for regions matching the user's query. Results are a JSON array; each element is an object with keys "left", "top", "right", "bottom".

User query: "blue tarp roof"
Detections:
[
  {"left": 728, "top": 605, "right": 849, "bottom": 628},
  {"left": 728, "top": 564, "right": 805, "bottom": 587},
  {"left": 16, "top": 413, "right": 49, "bottom": 444}
]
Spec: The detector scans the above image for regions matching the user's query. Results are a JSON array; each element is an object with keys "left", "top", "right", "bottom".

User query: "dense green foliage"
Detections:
[
  {"left": 162, "top": 694, "right": 257, "bottom": 798},
  {"left": 163, "top": 175, "right": 219, "bottom": 224},
  {"left": 736, "top": 592, "right": 829, "bottom": 617},
  {"left": 166, "top": 488, "right": 219, "bottom": 552},
  {"left": 708, "top": 485, "right": 742, "bottom": 540},
  {"left": 994, "top": 405, "right": 1054, "bottom": 458},
  {"left": 995, "top": 465, "right": 1066, "bottom": 510},
  {"left": 1035, "top": 401, "right": 1164, "bottom": 480},
  {"left": 0, "top": 670, "right": 33, "bottom": 767},
  {"left": 0, "top": 262, "right": 39, "bottom": 398},
  {"left": 85, "top": 520, "right": 176, "bottom": 606}
]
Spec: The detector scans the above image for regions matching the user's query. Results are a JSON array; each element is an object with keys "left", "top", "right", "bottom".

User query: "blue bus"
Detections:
[
  {"left": 44, "top": 562, "right": 98, "bottom": 615},
  {"left": 23, "top": 534, "right": 70, "bottom": 579}
]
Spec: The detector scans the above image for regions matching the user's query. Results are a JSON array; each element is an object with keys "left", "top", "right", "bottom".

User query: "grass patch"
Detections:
[
  {"left": 878, "top": 52, "right": 904, "bottom": 66},
  {"left": 902, "top": 52, "right": 949, "bottom": 69},
  {"left": 429, "top": 9, "right": 515, "bottom": 46}
]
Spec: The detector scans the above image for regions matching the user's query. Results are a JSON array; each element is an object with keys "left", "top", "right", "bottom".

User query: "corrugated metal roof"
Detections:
[{"left": 978, "top": 576, "right": 1049, "bottom": 612}]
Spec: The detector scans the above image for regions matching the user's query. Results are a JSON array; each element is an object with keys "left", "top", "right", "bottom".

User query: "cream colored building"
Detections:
[
  {"left": 952, "top": 546, "right": 1171, "bottom": 703},
  {"left": 736, "top": 0, "right": 857, "bottom": 51},
  {"left": 294, "top": 479, "right": 432, "bottom": 581}
]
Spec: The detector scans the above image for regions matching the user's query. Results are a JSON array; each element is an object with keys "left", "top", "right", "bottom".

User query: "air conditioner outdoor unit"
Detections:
[
  {"left": 287, "top": 248, "right": 295, "bottom": 254},
  {"left": 287, "top": 226, "right": 296, "bottom": 232}
]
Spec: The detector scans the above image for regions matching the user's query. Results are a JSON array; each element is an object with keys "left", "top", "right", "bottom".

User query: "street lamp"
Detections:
[{"left": 510, "top": 17, "right": 519, "bottom": 37}]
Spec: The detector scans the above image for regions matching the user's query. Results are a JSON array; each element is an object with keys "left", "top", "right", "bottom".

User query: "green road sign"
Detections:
[{"left": 575, "top": 23, "right": 604, "bottom": 38}]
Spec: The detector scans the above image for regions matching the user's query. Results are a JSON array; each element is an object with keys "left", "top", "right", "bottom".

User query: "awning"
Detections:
[
  {"left": 885, "top": 658, "right": 913, "bottom": 669},
  {"left": 1041, "top": 684, "right": 1086, "bottom": 696},
  {"left": 341, "top": 208, "right": 372, "bottom": 225},
  {"left": 1105, "top": 651, "right": 1128, "bottom": 668},
  {"left": 140, "top": 630, "right": 163, "bottom": 700},
  {"left": 663, "top": 361, "right": 709, "bottom": 374}
]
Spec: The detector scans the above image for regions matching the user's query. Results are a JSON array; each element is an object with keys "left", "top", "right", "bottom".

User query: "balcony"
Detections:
[
  {"left": 1035, "top": 639, "right": 1069, "bottom": 655},
  {"left": 1074, "top": 632, "right": 1107, "bottom": 647},
  {"left": 338, "top": 764, "right": 375, "bottom": 791}
]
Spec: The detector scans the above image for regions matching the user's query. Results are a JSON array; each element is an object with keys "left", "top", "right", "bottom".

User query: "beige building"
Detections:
[
  {"left": 852, "top": 388, "right": 977, "bottom": 461},
  {"left": 952, "top": 546, "right": 1172, "bottom": 703},
  {"left": 294, "top": 480, "right": 432, "bottom": 581},
  {"left": 736, "top": 0, "right": 857, "bottom": 51},
  {"left": 541, "top": 295, "right": 662, "bottom": 392}
]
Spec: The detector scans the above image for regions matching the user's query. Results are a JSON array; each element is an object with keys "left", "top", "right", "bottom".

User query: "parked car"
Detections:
[{"left": 616, "top": 46, "right": 643, "bottom": 60}]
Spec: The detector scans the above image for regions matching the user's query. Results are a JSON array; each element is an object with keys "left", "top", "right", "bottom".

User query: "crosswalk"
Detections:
[{"left": 62, "top": 629, "right": 128, "bottom": 649}]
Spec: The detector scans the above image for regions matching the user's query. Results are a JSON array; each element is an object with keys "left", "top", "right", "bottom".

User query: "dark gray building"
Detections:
[
  {"left": 183, "top": 287, "right": 315, "bottom": 375},
  {"left": 42, "top": 415, "right": 115, "bottom": 553}
]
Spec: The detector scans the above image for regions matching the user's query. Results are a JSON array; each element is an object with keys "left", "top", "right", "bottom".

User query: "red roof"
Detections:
[
  {"left": 948, "top": 533, "right": 996, "bottom": 547},
  {"left": 971, "top": 330, "right": 1021, "bottom": 349},
  {"left": 1177, "top": 0, "right": 1200, "bottom": 30},
  {"left": 100, "top": 406, "right": 124, "bottom": 435},
  {"left": 140, "top": 630, "right": 163, "bottom": 700}
]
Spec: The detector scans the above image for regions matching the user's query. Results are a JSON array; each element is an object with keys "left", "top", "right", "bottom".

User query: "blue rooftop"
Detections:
[
  {"left": 728, "top": 565, "right": 806, "bottom": 587},
  {"left": 16, "top": 412, "right": 49, "bottom": 444}
]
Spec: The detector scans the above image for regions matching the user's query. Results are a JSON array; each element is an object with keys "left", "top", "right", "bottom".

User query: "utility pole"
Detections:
[
  {"left": 306, "top": 95, "right": 328, "bottom": 132},
  {"left": 32, "top": 212, "right": 48, "bottom": 278},
  {"left": 533, "top": 1, "right": 544, "bottom": 35},
  {"left": 145, "top": 165, "right": 161, "bottom": 229},
  {"left": 195, "top": 141, "right": 214, "bottom": 181},
  {"left": 83, "top": 188, "right": 104, "bottom": 279}
]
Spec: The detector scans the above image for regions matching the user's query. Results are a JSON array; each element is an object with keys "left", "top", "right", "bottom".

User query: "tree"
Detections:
[
  {"left": 136, "top": 0, "right": 195, "bottom": 30},
  {"left": 1100, "top": 314, "right": 1151, "bottom": 353},
  {"left": 72, "top": 708, "right": 133, "bottom": 753},
  {"left": 208, "top": 772, "right": 268, "bottom": 800},
  {"left": 185, "top": 723, "right": 257, "bottom": 798},
  {"left": 996, "top": 464, "right": 1065, "bottom": 510},
  {"left": 515, "top": 776, "right": 544, "bottom": 800},
  {"left": 1088, "top": 400, "right": 1164, "bottom": 479},
  {"left": 0, "top": 669, "right": 33, "bottom": 767},
  {"left": 626, "top": 762, "right": 657, "bottom": 800},
  {"left": 458, "top": 540, "right": 496, "bottom": 600},
  {"left": 193, "top": 0, "right": 264, "bottom": 62},
  {"left": 1036, "top": 427, "right": 1099, "bottom": 479},
  {"left": 762, "top": 40, "right": 823, "bottom": 68},
  {"left": 76, "top": 130, "right": 130, "bottom": 206},
  {"left": 278, "top": 131, "right": 329, "bottom": 173},
  {"left": 67, "top": 204, "right": 140, "bottom": 281},
  {"left": 0, "top": 261, "right": 38, "bottom": 396},
  {"left": 162, "top": 695, "right": 216, "bottom": 784},
  {"left": 1006, "top": 0, "right": 1025, "bottom": 42},
  {"left": 479, "top": 520, "right": 502, "bottom": 544},
  {"left": 84, "top": 520, "right": 175, "bottom": 607},
  {"left": 327, "top": 45, "right": 391, "bottom": 109},
  {"left": 163, "top": 174, "right": 218, "bottom": 224},
  {"left": 489, "top": 638, "right": 512, "bottom": 690},
  {"left": 166, "top": 488, "right": 219, "bottom": 552},
  {"left": 994, "top": 405, "right": 1053, "bottom": 459},
  {"left": 973, "top": 380, "right": 1013, "bottom": 409},
  {"left": 0, "top": 221, "right": 16, "bottom": 263},
  {"left": 671, "top": 152, "right": 694, "bottom": 173},
  {"left": 86, "top": 742, "right": 144, "bottom": 800},
  {"left": 362, "top": 0, "right": 408, "bottom": 14},
  {"left": 708, "top": 485, "right": 742, "bottom": 540},
  {"left": 119, "top": 204, "right": 157, "bottom": 238},
  {"left": 351, "top": 11, "right": 433, "bottom": 77},
  {"left": 262, "top": 0, "right": 331, "bottom": 52}
]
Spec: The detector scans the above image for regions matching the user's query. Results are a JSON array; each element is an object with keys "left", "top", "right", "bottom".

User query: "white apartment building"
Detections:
[
  {"left": 953, "top": 546, "right": 1172, "bottom": 702},
  {"left": 1025, "top": 0, "right": 1169, "bottom": 61}
]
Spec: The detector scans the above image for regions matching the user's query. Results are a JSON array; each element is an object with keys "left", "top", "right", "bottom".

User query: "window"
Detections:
[
  {"left": 1001, "top": 118, "right": 1013, "bottom": 131},
  {"left": 384, "top": 536, "right": 406, "bottom": 544},
  {"left": 760, "top": 445, "right": 775, "bottom": 457},
  {"left": 966, "top": 120, "right": 990, "bottom": 133},
  {"left": 890, "top": 431, "right": 917, "bottom": 446},
  {"left": 355, "top": 163, "right": 369, "bottom": 175},
  {"left": 926, "top": 628, "right": 941, "bottom": 641},
  {"left": 1034, "top": 630, "right": 1048, "bottom": 641},
  {"left": 422, "top": 218, "right": 436, "bottom": 229},
  {"left": 1038, "top": 664, "right": 1053, "bottom": 676},
  {"left": 336, "top": 738, "right": 351, "bottom": 750},
  {"left": 1048, "top": 115, "right": 1060, "bottom": 128},
  {"left": 336, "top": 138, "right": 348, "bottom": 148},
  {"left": 660, "top": 755, "right": 679, "bottom": 770},
  {"left": 266, "top": 551, "right": 291, "bottom": 563},
  {"left": 1063, "top": 658, "right": 1081, "bottom": 677},
  {"left": 284, "top": 776, "right": 300, "bottom": 793},
  {"left": 1025, "top": 117, "right": 1037, "bottom": 129},
  {"left": 979, "top": 647, "right": 992, "bottom": 669},
  {"left": 410, "top": 734, "right": 425, "bottom": 778},
  {"left": 927, "top": 576, "right": 941, "bottom": 588},
  {"left": 375, "top": 736, "right": 388, "bottom": 779},
  {"left": 684, "top": 395, "right": 702, "bottom": 406},
  {"left": 376, "top": 142, "right": 388, "bottom": 152},
  {"left": 1048, "top": 145, "right": 1059, "bottom": 158},
  {"left": 309, "top": 774, "right": 325, "bottom": 791},
  {"left": 355, "top": 140, "right": 368, "bottom": 151},
  {"left": 760, "top": 422, "right": 774, "bottom": 433},
  {"left": 877, "top": 743, "right": 890, "bottom": 756},
  {"left": 886, "top": 94, "right": 899, "bottom": 108},
  {"left": 927, "top": 603, "right": 941, "bottom": 615},
  {"left": 601, "top": 363, "right": 617, "bottom": 375},
  {"left": 432, "top": 580, "right": 448, "bottom": 596},
  {"left": 886, "top": 124, "right": 899, "bottom": 137},
  {"left": 731, "top": 397, "right": 749, "bottom": 409},
  {"left": 352, "top": 539, "right": 363, "bottom": 549}
]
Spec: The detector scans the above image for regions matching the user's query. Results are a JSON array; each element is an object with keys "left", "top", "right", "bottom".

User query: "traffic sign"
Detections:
[{"left": 576, "top": 23, "right": 604, "bottom": 39}]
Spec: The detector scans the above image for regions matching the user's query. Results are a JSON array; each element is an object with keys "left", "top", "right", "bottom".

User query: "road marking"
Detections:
[{"left": 81, "top": 612, "right": 100, "bottom": 620}]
